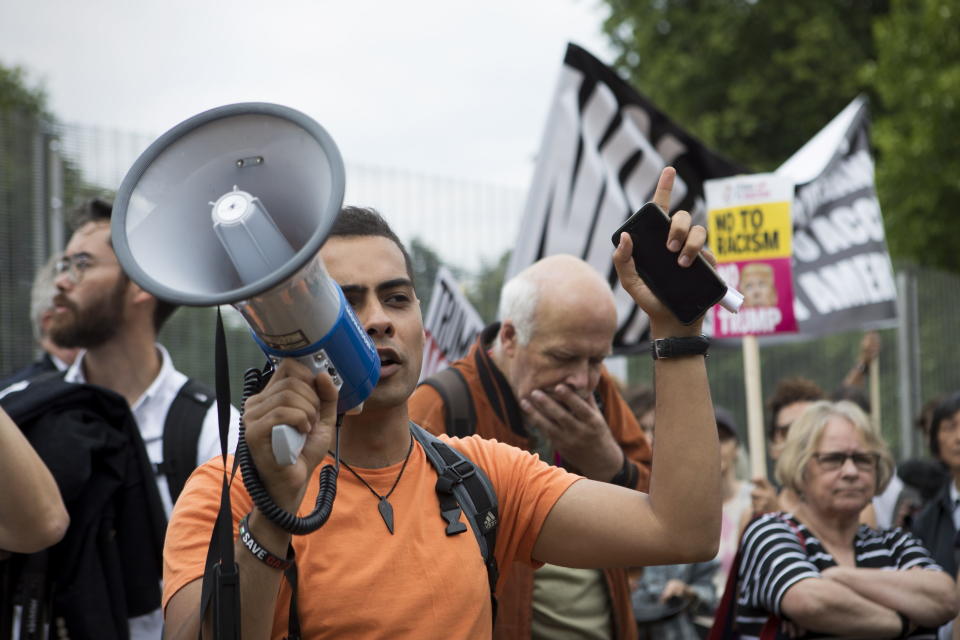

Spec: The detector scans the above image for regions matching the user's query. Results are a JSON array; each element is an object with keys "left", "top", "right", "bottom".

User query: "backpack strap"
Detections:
[
  {"left": 419, "top": 367, "right": 477, "bottom": 437},
  {"left": 161, "top": 378, "right": 215, "bottom": 504},
  {"left": 410, "top": 423, "right": 499, "bottom": 620}
]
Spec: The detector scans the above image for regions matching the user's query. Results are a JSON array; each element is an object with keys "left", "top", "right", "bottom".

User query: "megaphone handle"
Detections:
[
  {"left": 272, "top": 425, "right": 307, "bottom": 466},
  {"left": 269, "top": 352, "right": 343, "bottom": 466}
]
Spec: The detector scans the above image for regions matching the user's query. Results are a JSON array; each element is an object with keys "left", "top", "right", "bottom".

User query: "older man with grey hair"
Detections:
[
  {"left": 0, "top": 255, "right": 79, "bottom": 387},
  {"left": 410, "top": 253, "right": 652, "bottom": 640}
]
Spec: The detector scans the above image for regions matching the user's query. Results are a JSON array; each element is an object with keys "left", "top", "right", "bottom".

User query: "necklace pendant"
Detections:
[{"left": 378, "top": 497, "right": 395, "bottom": 534}]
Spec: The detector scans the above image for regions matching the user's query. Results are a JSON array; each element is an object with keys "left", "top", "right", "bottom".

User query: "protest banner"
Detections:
[
  {"left": 420, "top": 266, "right": 484, "bottom": 381},
  {"left": 777, "top": 95, "right": 897, "bottom": 336},
  {"left": 506, "top": 43, "right": 745, "bottom": 351}
]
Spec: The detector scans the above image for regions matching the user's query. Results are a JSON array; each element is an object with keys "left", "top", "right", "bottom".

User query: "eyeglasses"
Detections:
[
  {"left": 812, "top": 451, "right": 879, "bottom": 472},
  {"left": 55, "top": 253, "right": 98, "bottom": 284}
]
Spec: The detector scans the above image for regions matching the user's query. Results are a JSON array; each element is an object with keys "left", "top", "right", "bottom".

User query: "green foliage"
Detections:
[
  {"left": 600, "top": 0, "right": 960, "bottom": 274},
  {"left": 0, "top": 63, "right": 49, "bottom": 370},
  {"left": 410, "top": 237, "right": 459, "bottom": 312},
  {"left": 601, "top": 0, "right": 887, "bottom": 170},
  {"left": 0, "top": 64, "right": 48, "bottom": 117},
  {"left": 871, "top": 0, "right": 960, "bottom": 273},
  {"left": 464, "top": 249, "right": 511, "bottom": 324}
]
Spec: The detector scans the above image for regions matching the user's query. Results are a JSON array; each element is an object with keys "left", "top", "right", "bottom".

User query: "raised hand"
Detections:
[{"left": 612, "top": 166, "right": 715, "bottom": 339}]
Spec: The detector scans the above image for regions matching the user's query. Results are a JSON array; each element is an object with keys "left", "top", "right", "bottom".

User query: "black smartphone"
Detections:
[{"left": 611, "top": 202, "right": 728, "bottom": 325}]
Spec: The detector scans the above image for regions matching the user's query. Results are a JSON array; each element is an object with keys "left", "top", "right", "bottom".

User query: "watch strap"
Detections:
[{"left": 651, "top": 335, "right": 710, "bottom": 360}]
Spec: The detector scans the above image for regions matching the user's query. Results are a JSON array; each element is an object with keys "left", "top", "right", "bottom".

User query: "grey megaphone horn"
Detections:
[{"left": 111, "top": 103, "right": 380, "bottom": 466}]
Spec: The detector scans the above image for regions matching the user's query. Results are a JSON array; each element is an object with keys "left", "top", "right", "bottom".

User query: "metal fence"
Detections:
[
  {"left": 0, "top": 113, "right": 526, "bottom": 396},
  {"left": 2, "top": 111, "right": 959, "bottom": 460}
]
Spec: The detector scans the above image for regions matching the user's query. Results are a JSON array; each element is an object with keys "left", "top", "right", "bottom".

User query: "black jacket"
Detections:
[
  {"left": 0, "top": 353, "right": 59, "bottom": 389},
  {"left": 911, "top": 482, "right": 957, "bottom": 577},
  {"left": 0, "top": 376, "right": 166, "bottom": 639}
]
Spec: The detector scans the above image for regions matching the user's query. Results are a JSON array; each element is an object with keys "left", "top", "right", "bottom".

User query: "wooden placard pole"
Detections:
[
  {"left": 870, "top": 355, "right": 881, "bottom": 430},
  {"left": 743, "top": 335, "right": 767, "bottom": 480}
]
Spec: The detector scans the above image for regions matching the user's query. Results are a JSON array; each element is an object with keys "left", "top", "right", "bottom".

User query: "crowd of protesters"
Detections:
[{"left": 1, "top": 180, "right": 959, "bottom": 640}]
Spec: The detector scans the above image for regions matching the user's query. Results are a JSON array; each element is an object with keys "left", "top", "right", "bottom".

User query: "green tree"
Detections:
[
  {"left": 870, "top": 0, "right": 960, "bottom": 273},
  {"left": 601, "top": 0, "right": 887, "bottom": 170},
  {"left": 409, "top": 237, "right": 461, "bottom": 312},
  {"left": 0, "top": 63, "right": 50, "bottom": 371},
  {"left": 464, "top": 249, "right": 511, "bottom": 324}
]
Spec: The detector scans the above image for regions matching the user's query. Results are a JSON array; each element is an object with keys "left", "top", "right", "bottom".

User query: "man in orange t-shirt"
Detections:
[
  {"left": 409, "top": 255, "right": 651, "bottom": 640},
  {"left": 163, "top": 167, "right": 722, "bottom": 639}
]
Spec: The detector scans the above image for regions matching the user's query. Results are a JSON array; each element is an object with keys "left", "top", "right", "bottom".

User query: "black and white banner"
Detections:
[
  {"left": 420, "top": 266, "right": 485, "bottom": 380},
  {"left": 776, "top": 95, "right": 897, "bottom": 336},
  {"left": 506, "top": 43, "right": 746, "bottom": 352}
]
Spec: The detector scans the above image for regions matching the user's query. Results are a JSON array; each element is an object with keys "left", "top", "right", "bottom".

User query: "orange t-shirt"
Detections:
[{"left": 163, "top": 434, "right": 580, "bottom": 639}]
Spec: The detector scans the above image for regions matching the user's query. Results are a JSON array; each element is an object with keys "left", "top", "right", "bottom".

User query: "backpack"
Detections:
[
  {"left": 159, "top": 379, "right": 216, "bottom": 504},
  {"left": 419, "top": 367, "right": 478, "bottom": 437},
  {"left": 410, "top": 423, "right": 499, "bottom": 605}
]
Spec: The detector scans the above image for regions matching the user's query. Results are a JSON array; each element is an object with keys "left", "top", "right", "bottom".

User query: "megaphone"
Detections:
[{"left": 111, "top": 103, "right": 380, "bottom": 466}]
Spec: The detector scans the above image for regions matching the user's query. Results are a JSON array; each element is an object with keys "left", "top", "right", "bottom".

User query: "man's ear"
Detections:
[
  {"left": 500, "top": 320, "right": 520, "bottom": 356},
  {"left": 128, "top": 280, "right": 154, "bottom": 305}
]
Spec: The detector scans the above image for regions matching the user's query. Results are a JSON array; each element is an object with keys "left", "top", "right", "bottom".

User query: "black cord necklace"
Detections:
[{"left": 335, "top": 431, "right": 414, "bottom": 534}]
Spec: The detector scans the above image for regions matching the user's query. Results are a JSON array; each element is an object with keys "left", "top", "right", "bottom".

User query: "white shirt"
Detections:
[
  {"left": 949, "top": 480, "right": 960, "bottom": 533},
  {"left": 872, "top": 469, "right": 904, "bottom": 530},
  {"left": 65, "top": 343, "right": 240, "bottom": 640}
]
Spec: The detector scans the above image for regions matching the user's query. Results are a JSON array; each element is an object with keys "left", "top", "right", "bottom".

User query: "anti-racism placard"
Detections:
[
  {"left": 705, "top": 174, "right": 797, "bottom": 337},
  {"left": 420, "top": 266, "right": 485, "bottom": 381}
]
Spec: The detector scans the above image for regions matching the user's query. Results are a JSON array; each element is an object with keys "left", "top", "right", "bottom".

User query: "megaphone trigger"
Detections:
[{"left": 272, "top": 426, "right": 306, "bottom": 467}]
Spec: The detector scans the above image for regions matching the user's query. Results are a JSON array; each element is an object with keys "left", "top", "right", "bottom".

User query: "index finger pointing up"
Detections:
[{"left": 652, "top": 166, "right": 676, "bottom": 213}]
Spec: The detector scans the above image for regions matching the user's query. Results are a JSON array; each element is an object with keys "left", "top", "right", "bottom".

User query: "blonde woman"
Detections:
[{"left": 732, "top": 401, "right": 957, "bottom": 638}]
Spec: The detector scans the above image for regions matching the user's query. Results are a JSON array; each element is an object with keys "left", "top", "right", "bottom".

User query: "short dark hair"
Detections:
[
  {"left": 714, "top": 405, "right": 739, "bottom": 442},
  {"left": 328, "top": 206, "right": 414, "bottom": 280},
  {"left": 69, "top": 197, "right": 113, "bottom": 229},
  {"left": 767, "top": 377, "right": 825, "bottom": 439},
  {"left": 928, "top": 391, "right": 960, "bottom": 460},
  {"left": 68, "top": 198, "right": 179, "bottom": 332}
]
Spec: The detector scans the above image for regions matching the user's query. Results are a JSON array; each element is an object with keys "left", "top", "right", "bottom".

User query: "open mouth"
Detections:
[{"left": 377, "top": 348, "right": 401, "bottom": 375}]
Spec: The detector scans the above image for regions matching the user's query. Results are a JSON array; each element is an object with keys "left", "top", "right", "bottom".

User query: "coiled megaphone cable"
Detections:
[{"left": 237, "top": 365, "right": 340, "bottom": 535}]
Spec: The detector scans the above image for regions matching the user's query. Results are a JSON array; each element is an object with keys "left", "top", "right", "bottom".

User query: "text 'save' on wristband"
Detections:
[{"left": 238, "top": 513, "right": 294, "bottom": 571}]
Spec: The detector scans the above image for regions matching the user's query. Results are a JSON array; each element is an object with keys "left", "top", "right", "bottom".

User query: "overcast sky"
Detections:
[{"left": 1, "top": 0, "right": 614, "bottom": 189}]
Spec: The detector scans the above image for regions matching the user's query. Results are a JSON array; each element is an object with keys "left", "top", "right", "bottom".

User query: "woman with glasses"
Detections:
[{"left": 730, "top": 401, "right": 957, "bottom": 639}]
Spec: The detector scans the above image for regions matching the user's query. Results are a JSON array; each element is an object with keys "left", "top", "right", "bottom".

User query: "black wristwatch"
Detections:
[{"left": 651, "top": 335, "right": 710, "bottom": 360}]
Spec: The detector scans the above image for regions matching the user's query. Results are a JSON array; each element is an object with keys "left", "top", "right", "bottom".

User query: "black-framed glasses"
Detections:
[
  {"left": 55, "top": 253, "right": 96, "bottom": 284},
  {"left": 812, "top": 451, "right": 879, "bottom": 472}
]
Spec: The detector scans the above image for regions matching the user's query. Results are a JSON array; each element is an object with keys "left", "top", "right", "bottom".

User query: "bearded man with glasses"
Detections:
[{"left": 43, "top": 198, "right": 240, "bottom": 640}]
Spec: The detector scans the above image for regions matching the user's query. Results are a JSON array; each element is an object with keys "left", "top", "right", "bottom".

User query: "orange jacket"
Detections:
[{"left": 409, "top": 324, "right": 650, "bottom": 640}]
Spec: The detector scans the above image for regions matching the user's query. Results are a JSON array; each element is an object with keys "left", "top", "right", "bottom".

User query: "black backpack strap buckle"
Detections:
[{"left": 440, "top": 508, "right": 468, "bottom": 535}]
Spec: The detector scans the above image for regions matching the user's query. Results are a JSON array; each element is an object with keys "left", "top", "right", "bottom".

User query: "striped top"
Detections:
[{"left": 735, "top": 512, "right": 942, "bottom": 639}]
